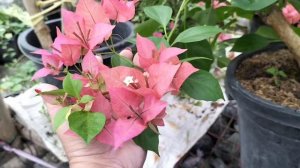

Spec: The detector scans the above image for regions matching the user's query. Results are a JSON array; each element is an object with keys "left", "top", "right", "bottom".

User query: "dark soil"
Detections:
[{"left": 236, "top": 49, "right": 300, "bottom": 110}]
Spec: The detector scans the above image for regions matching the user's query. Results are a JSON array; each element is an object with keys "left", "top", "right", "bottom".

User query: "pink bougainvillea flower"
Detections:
[
  {"left": 170, "top": 62, "right": 198, "bottom": 92},
  {"left": 52, "top": 28, "right": 80, "bottom": 54},
  {"left": 153, "top": 32, "right": 163, "bottom": 38},
  {"left": 136, "top": 34, "right": 186, "bottom": 69},
  {"left": 97, "top": 87, "right": 166, "bottom": 148},
  {"left": 133, "top": 53, "right": 140, "bottom": 66},
  {"left": 60, "top": 44, "right": 82, "bottom": 66},
  {"left": 100, "top": 66, "right": 147, "bottom": 91},
  {"left": 97, "top": 118, "right": 145, "bottom": 148},
  {"left": 197, "top": 1, "right": 206, "bottom": 7},
  {"left": 282, "top": 4, "right": 300, "bottom": 24},
  {"left": 91, "top": 91, "right": 112, "bottom": 119},
  {"left": 217, "top": 33, "right": 232, "bottom": 42},
  {"left": 82, "top": 51, "right": 109, "bottom": 77},
  {"left": 119, "top": 48, "right": 133, "bottom": 60},
  {"left": 32, "top": 50, "right": 63, "bottom": 80},
  {"left": 74, "top": 51, "right": 109, "bottom": 86},
  {"left": 169, "top": 21, "right": 175, "bottom": 30},
  {"left": 75, "top": 0, "right": 110, "bottom": 30},
  {"left": 147, "top": 63, "right": 181, "bottom": 96},
  {"left": 102, "top": 0, "right": 139, "bottom": 22},
  {"left": 62, "top": 9, "right": 115, "bottom": 50},
  {"left": 213, "top": 0, "right": 227, "bottom": 9},
  {"left": 109, "top": 87, "right": 167, "bottom": 124}
]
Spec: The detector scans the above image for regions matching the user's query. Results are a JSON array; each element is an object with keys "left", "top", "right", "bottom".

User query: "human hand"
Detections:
[{"left": 39, "top": 84, "right": 146, "bottom": 168}]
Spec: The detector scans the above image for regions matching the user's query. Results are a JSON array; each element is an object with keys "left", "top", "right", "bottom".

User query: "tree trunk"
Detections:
[
  {"left": 22, "top": 0, "right": 53, "bottom": 49},
  {"left": 266, "top": 7, "right": 300, "bottom": 66}
]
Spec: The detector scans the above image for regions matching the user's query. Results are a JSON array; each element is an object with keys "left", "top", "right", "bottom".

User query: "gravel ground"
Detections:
[{"left": 176, "top": 101, "right": 240, "bottom": 168}]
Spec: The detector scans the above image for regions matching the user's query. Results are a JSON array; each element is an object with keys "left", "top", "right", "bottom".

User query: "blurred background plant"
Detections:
[
  {"left": 0, "top": 4, "right": 36, "bottom": 96},
  {"left": 0, "top": 5, "right": 30, "bottom": 63},
  {"left": 0, "top": 61, "right": 37, "bottom": 95},
  {"left": 134, "top": 0, "right": 245, "bottom": 74}
]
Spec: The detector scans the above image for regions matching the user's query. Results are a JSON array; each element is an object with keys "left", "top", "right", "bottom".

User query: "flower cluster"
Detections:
[
  {"left": 282, "top": 3, "right": 300, "bottom": 25},
  {"left": 33, "top": 0, "right": 198, "bottom": 148}
]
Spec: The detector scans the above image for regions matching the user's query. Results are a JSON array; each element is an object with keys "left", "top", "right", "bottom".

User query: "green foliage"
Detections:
[
  {"left": 80, "top": 95, "right": 94, "bottom": 104},
  {"left": 181, "top": 71, "right": 224, "bottom": 101},
  {"left": 232, "top": 34, "right": 275, "bottom": 52},
  {"left": 0, "top": 5, "right": 28, "bottom": 61},
  {"left": 135, "top": 19, "right": 160, "bottom": 36},
  {"left": 111, "top": 54, "right": 134, "bottom": 67},
  {"left": 266, "top": 67, "right": 287, "bottom": 87},
  {"left": 53, "top": 106, "right": 72, "bottom": 131},
  {"left": 231, "top": 0, "right": 278, "bottom": 11},
  {"left": 144, "top": 6, "right": 173, "bottom": 30},
  {"left": 63, "top": 73, "right": 83, "bottom": 98},
  {"left": 69, "top": 111, "right": 106, "bottom": 144},
  {"left": 255, "top": 26, "right": 280, "bottom": 40},
  {"left": 172, "top": 26, "right": 222, "bottom": 45},
  {"left": 177, "top": 40, "right": 214, "bottom": 71},
  {"left": 0, "top": 61, "right": 36, "bottom": 94},
  {"left": 134, "top": 127, "right": 159, "bottom": 155}
]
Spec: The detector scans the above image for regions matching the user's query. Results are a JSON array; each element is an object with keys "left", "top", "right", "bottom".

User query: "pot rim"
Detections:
[
  {"left": 18, "top": 18, "right": 134, "bottom": 56},
  {"left": 226, "top": 43, "right": 300, "bottom": 120}
]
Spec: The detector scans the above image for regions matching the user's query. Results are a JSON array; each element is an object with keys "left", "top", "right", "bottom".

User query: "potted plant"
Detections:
[
  {"left": 18, "top": 0, "right": 135, "bottom": 87},
  {"left": 32, "top": 0, "right": 225, "bottom": 158},
  {"left": 224, "top": 0, "right": 300, "bottom": 167}
]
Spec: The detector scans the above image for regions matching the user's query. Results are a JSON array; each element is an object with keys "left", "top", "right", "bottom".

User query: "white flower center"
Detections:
[{"left": 123, "top": 76, "right": 135, "bottom": 86}]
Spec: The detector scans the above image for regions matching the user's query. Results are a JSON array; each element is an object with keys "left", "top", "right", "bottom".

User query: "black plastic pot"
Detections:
[
  {"left": 226, "top": 43, "right": 300, "bottom": 168},
  {"left": 18, "top": 19, "right": 134, "bottom": 87}
]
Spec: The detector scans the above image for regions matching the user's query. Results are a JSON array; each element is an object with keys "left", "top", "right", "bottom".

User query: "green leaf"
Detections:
[
  {"left": 255, "top": 26, "right": 279, "bottom": 40},
  {"left": 181, "top": 71, "right": 224, "bottom": 101},
  {"left": 134, "top": 127, "right": 159, "bottom": 155},
  {"left": 266, "top": 67, "right": 278, "bottom": 76},
  {"left": 69, "top": 111, "right": 106, "bottom": 144},
  {"left": 111, "top": 54, "right": 134, "bottom": 67},
  {"left": 53, "top": 106, "right": 72, "bottom": 131},
  {"left": 198, "top": 8, "right": 218, "bottom": 26},
  {"left": 40, "top": 89, "right": 65, "bottom": 96},
  {"left": 144, "top": 5, "right": 173, "bottom": 29},
  {"left": 231, "top": 0, "right": 277, "bottom": 11},
  {"left": 180, "top": 57, "right": 212, "bottom": 62},
  {"left": 80, "top": 95, "right": 94, "bottom": 104},
  {"left": 231, "top": 34, "right": 274, "bottom": 52},
  {"left": 177, "top": 40, "right": 214, "bottom": 71},
  {"left": 173, "top": 26, "right": 222, "bottom": 45},
  {"left": 135, "top": 19, "right": 160, "bottom": 37},
  {"left": 63, "top": 73, "right": 82, "bottom": 98},
  {"left": 217, "top": 56, "right": 230, "bottom": 68}
]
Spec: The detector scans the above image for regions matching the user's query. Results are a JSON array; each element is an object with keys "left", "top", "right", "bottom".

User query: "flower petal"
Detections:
[
  {"left": 31, "top": 68, "right": 53, "bottom": 80},
  {"left": 96, "top": 118, "right": 146, "bottom": 148},
  {"left": 91, "top": 92, "right": 112, "bottom": 119},
  {"left": 159, "top": 47, "right": 186, "bottom": 64},
  {"left": 148, "top": 63, "right": 180, "bottom": 96},
  {"left": 88, "top": 23, "right": 115, "bottom": 49},
  {"left": 76, "top": 0, "right": 110, "bottom": 30},
  {"left": 136, "top": 34, "right": 156, "bottom": 68},
  {"left": 60, "top": 44, "right": 82, "bottom": 66},
  {"left": 172, "top": 62, "right": 198, "bottom": 91}
]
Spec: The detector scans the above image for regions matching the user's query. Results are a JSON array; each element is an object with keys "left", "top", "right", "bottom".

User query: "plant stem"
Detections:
[
  {"left": 167, "top": 0, "right": 189, "bottom": 44},
  {"left": 266, "top": 7, "right": 300, "bottom": 66},
  {"left": 36, "top": 0, "right": 59, "bottom": 8},
  {"left": 31, "top": 1, "right": 62, "bottom": 21}
]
